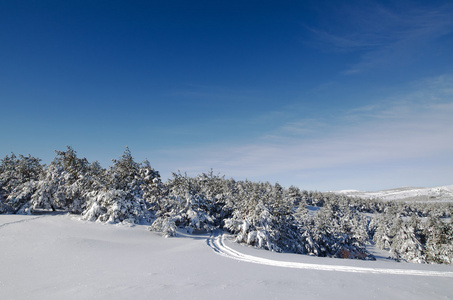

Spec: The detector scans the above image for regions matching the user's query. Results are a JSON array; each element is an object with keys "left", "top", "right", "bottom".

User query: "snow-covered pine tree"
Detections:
[
  {"left": 139, "top": 159, "right": 164, "bottom": 207},
  {"left": 223, "top": 181, "right": 284, "bottom": 252},
  {"left": 0, "top": 153, "right": 42, "bottom": 213},
  {"left": 285, "top": 185, "right": 305, "bottom": 208},
  {"left": 293, "top": 203, "right": 322, "bottom": 255},
  {"left": 390, "top": 218, "right": 425, "bottom": 263},
  {"left": 372, "top": 214, "right": 392, "bottom": 250},
  {"left": 0, "top": 153, "right": 42, "bottom": 195},
  {"left": 195, "top": 170, "right": 231, "bottom": 226},
  {"left": 82, "top": 147, "right": 155, "bottom": 224},
  {"left": 151, "top": 172, "right": 217, "bottom": 234},
  {"left": 424, "top": 217, "right": 453, "bottom": 264},
  {"left": 266, "top": 182, "right": 298, "bottom": 252},
  {"left": 308, "top": 199, "right": 372, "bottom": 259},
  {"left": 18, "top": 146, "right": 94, "bottom": 214}
]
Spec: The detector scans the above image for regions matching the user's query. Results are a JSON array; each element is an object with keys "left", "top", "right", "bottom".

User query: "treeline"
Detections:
[{"left": 1, "top": 147, "right": 452, "bottom": 264}]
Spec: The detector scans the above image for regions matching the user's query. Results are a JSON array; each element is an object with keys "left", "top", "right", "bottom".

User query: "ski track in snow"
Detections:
[
  {"left": 207, "top": 233, "right": 453, "bottom": 278},
  {"left": 0, "top": 216, "right": 43, "bottom": 229}
]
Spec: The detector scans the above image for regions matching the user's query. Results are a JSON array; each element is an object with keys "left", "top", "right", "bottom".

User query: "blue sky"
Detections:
[{"left": 1, "top": 0, "right": 453, "bottom": 191}]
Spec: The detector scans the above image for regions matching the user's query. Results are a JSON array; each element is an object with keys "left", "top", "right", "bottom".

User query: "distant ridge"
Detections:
[{"left": 335, "top": 185, "right": 453, "bottom": 202}]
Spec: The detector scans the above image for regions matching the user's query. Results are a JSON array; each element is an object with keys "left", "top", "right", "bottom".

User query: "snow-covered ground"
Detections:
[
  {"left": 1, "top": 214, "right": 452, "bottom": 299},
  {"left": 336, "top": 184, "right": 453, "bottom": 202},
  {"left": 208, "top": 233, "right": 453, "bottom": 277}
]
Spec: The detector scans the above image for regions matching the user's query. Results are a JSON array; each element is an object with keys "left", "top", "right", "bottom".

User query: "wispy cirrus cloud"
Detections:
[
  {"left": 157, "top": 75, "right": 453, "bottom": 190},
  {"left": 306, "top": 1, "right": 453, "bottom": 74}
]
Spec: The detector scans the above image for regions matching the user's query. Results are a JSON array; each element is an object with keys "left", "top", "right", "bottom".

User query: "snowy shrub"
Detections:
[
  {"left": 148, "top": 215, "right": 177, "bottom": 237},
  {"left": 82, "top": 189, "right": 152, "bottom": 224}
]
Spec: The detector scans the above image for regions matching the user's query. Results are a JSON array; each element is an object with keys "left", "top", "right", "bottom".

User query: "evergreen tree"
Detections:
[
  {"left": 3, "top": 146, "right": 453, "bottom": 264},
  {"left": 19, "top": 146, "right": 93, "bottom": 213},
  {"left": 390, "top": 221, "right": 425, "bottom": 263},
  {"left": 0, "top": 153, "right": 42, "bottom": 213},
  {"left": 372, "top": 215, "right": 392, "bottom": 250},
  {"left": 223, "top": 181, "right": 291, "bottom": 252},
  {"left": 151, "top": 172, "right": 217, "bottom": 234},
  {"left": 424, "top": 217, "right": 453, "bottom": 264},
  {"left": 81, "top": 147, "right": 157, "bottom": 224}
]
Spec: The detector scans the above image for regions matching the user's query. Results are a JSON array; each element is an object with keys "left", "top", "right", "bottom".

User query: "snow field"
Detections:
[
  {"left": 208, "top": 233, "right": 453, "bottom": 277},
  {"left": 1, "top": 214, "right": 453, "bottom": 300}
]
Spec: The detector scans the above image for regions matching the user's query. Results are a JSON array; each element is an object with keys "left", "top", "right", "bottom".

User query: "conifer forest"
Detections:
[{"left": 1, "top": 147, "right": 452, "bottom": 264}]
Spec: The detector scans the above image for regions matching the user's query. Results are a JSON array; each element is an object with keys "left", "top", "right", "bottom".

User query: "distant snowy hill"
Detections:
[{"left": 335, "top": 185, "right": 453, "bottom": 202}]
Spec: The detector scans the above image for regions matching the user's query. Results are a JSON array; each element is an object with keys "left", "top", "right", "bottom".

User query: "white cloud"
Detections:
[
  {"left": 158, "top": 75, "right": 453, "bottom": 190},
  {"left": 307, "top": 1, "right": 453, "bottom": 74}
]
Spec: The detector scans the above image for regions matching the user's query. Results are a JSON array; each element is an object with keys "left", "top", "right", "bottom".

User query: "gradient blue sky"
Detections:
[{"left": 1, "top": 0, "right": 453, "bottom": 191}]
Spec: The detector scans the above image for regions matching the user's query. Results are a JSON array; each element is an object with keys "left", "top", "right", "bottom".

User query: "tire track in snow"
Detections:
[
  {"left": 0, "top": 216, "right": 43, "bottom": 229},
  {"left": 207, "top": 233, "right": 453, "bottom": 277}
]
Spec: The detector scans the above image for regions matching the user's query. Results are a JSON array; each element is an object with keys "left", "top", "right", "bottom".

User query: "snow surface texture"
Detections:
[
  {"left": 207, "top": 232, "right": 453, "bottom": 277},
  {"left": 336, "top": 185, "right": 453, "bottom": 202},
  {"left": 1, "top": 214, "right": 453, "bottom": 300}
]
